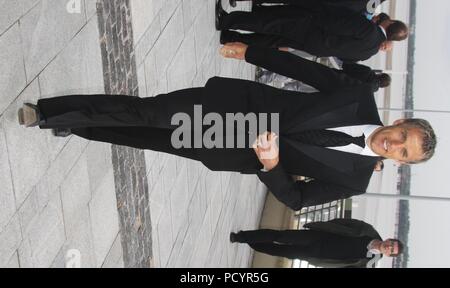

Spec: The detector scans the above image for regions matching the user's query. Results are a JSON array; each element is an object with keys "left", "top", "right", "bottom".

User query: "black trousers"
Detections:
[
  {"left": 235, "top": 0, "right": 361, "bottom": 11},
  {"left": 220, "top": 6, "right": 313, "bottom": 50},
  {"left": 235, "top": 0, "right": 312, "bottom": 4},
  {"left": 236, "top": 229, "right": 325, "bottom": 259},
  {"left": 221, "top": 30, "right": 300, "bottom": 49},
  {"left": 235, "top": 0, "right": 321, "bottom": 10},
  {"left": 37, "top": 88, "right": 204, "bottom": 161}
]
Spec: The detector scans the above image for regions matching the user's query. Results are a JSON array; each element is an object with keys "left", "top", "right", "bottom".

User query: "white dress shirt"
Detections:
[{"left": 379, "top": 26, "right": 387, "bottom": 38}]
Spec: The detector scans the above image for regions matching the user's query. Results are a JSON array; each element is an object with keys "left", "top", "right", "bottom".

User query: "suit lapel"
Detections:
[
  {"left": 286, "top": 102, "right": 361, "bottom": 134},
  {"left": 284, "top": 138, "right": 379, "bottom": 174},
  {"left": 286, "top": 84, "right": 383, "bottom": 133},
  {"left": 283, "top": 86, "right": 383, "bottom": 174}
]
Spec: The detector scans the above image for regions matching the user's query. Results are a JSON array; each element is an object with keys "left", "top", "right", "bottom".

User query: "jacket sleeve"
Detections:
[
  {"left": 342, "top": 63, "right": 374, "bottom": 81},
  {"left": 245, "top": 45, "right": 360, "bottom": 93},
  {"left": 328, "top": 218, "right": 367, "bottom": 227},
  {"left": 257, "top": 164, "right": 364, "bottom": 210},
  {"left": 321, "top": 14, "right": 375, "bottom": 38},
  {"left": 304, "top": 219, "right": 379, "bottom": 238},
  {"left": 328, "top": 219, "right": 380, "bottom": 239}
]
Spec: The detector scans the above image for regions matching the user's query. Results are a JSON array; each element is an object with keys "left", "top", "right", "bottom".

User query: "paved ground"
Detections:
[
  {"left": 130, "top": 0, "right": 267, "bottom": 268},
  {"left": 0, "top": 0, "right": 267, "bottom": 268}
]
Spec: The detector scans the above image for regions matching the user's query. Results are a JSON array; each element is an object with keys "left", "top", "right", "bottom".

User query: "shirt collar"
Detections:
[
  {"left": 379, "top": 25, "right": 387, "bottom": 38},
  {"left": 362, "top": 125, "right": 383, "bottom": 157}
]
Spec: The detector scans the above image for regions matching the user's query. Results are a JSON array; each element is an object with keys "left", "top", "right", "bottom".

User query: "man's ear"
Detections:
[{"left": 393, "top": 119, "right": 406, "bottom": 126}]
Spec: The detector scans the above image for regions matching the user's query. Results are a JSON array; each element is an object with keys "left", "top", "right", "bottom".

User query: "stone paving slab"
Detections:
[
  {"left": 0, "top": 0, "right": 120, "bottom": 268},
  {"left": 0, "top": 0, "right": 267, "bottom": 268}
]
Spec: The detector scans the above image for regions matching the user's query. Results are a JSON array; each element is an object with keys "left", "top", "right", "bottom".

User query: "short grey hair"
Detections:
[{"left": 401, "top": 119, "right": 437, "bottom": 164}]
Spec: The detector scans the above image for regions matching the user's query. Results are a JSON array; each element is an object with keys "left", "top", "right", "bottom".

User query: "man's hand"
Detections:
[
  {"left": 379, "top": 40, "right": 393, "bottom": 52},
  {"left": 253, "top": 132, "right": 280, "bottom": 171},
  {"left": 220, "top": 42, "right": 249, "bottom": 60}
]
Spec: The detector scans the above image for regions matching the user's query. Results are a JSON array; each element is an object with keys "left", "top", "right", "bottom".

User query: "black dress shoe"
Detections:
[
  {"left": 220, "top": 30, "right": 237, "bottom": 44},
  {"left": 230, "top": 232, "right": 238, "bottom": 243},
  {"left": 18, "top": 103, "right": 44, "bottom": 127},
  {"left": 215, "top": 0, "right": 227, "bottom": 30},
  {"left": 220, "top": 31, "right": 228, "bottom": 44},
  {"left": 230, "top": 231, "right": 245, "bottom": 243},
  {"left": 52, "top": 128, "right": 72, "bottom": 138}
]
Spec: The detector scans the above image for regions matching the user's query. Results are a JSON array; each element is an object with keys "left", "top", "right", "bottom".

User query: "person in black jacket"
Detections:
[
  {"left": 229, "top": 0, "right": 388, "bottom": 16},
  {"left": 230, "top": 218, "right": 404, "bottom": 268},
  {"left": 221, "top": 42, "right": 391, "bottom": 92},
  {"left": 17, "top": 45, "right": 436, "bottom": 210},
  {"left": 216, "top": 0, "right": 408, "bottom": 62}
]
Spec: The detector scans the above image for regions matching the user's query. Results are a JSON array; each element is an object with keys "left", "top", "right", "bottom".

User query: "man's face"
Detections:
[
  {"left": 380, "top": 240, "right": 399, "bottom": 257},
  {"left": 368, "top": 120, "right": 425, "bottom": 164}
]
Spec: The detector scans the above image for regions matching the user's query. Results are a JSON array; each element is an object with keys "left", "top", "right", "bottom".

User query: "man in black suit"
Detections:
[
  {"left": 223, "top": 44, "right": 392, "bottom": 92},
  {"left": 216, "top": 0, "right": 407, "bottom": 62},
  {"left": 229, "top": 0, "right": 388, "bottom": 16},
  {"left": 222, "top": 43, "right": 391, "bottom": 92},
  {"left": 230, "top": 218, "right": 403, "bottom": 268},
  {"left": 18, "top": 45, "right": 436, "bottom": 210}
]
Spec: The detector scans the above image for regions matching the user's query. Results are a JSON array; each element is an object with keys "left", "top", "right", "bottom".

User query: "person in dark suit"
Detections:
[
  {"left": 222, "top": 42, "right": 391, "bottom": 92},
  {"left": 18, "top": 45, "right": 436, "bottom": 210},
  {"left": 229, "top": 0, "right": 388, "bottom": 16},
  {"left": 230, "top": 218, "right": 404, "bottom": 268},
  {"left": 216, "top": 0, "right": 408, "bottom": 62}
]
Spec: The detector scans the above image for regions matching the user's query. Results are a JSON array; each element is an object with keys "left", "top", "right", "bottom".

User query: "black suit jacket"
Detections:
[
  {"left": 341, "top": 63, "right": 381, "bottom": 92},
  {"left": 342, "top": 62, "right": 376, "bottom": 81},
  {"left": 238, "top": 46, "right": 382, "bottom": 209},
  {"left": 305, "top": 219, "right": 382, "bottom": 239},
  {"left": 302, "top": 219, "right": 383, "bottom": 268},
  {"left": 303, "top": 12, "right": 386, "bottom": 62},
  {"left": 322, "top": 0, "right": 383, "bottom": 14},
  {"left": 250, "top": 1, "right": 387, "bottom": 61},
  {"left": 229, "top": 3, "right": 386, "bottom": 62},
  {"left": 198, "top": 46, "right": 382, "bottom": 210}
]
